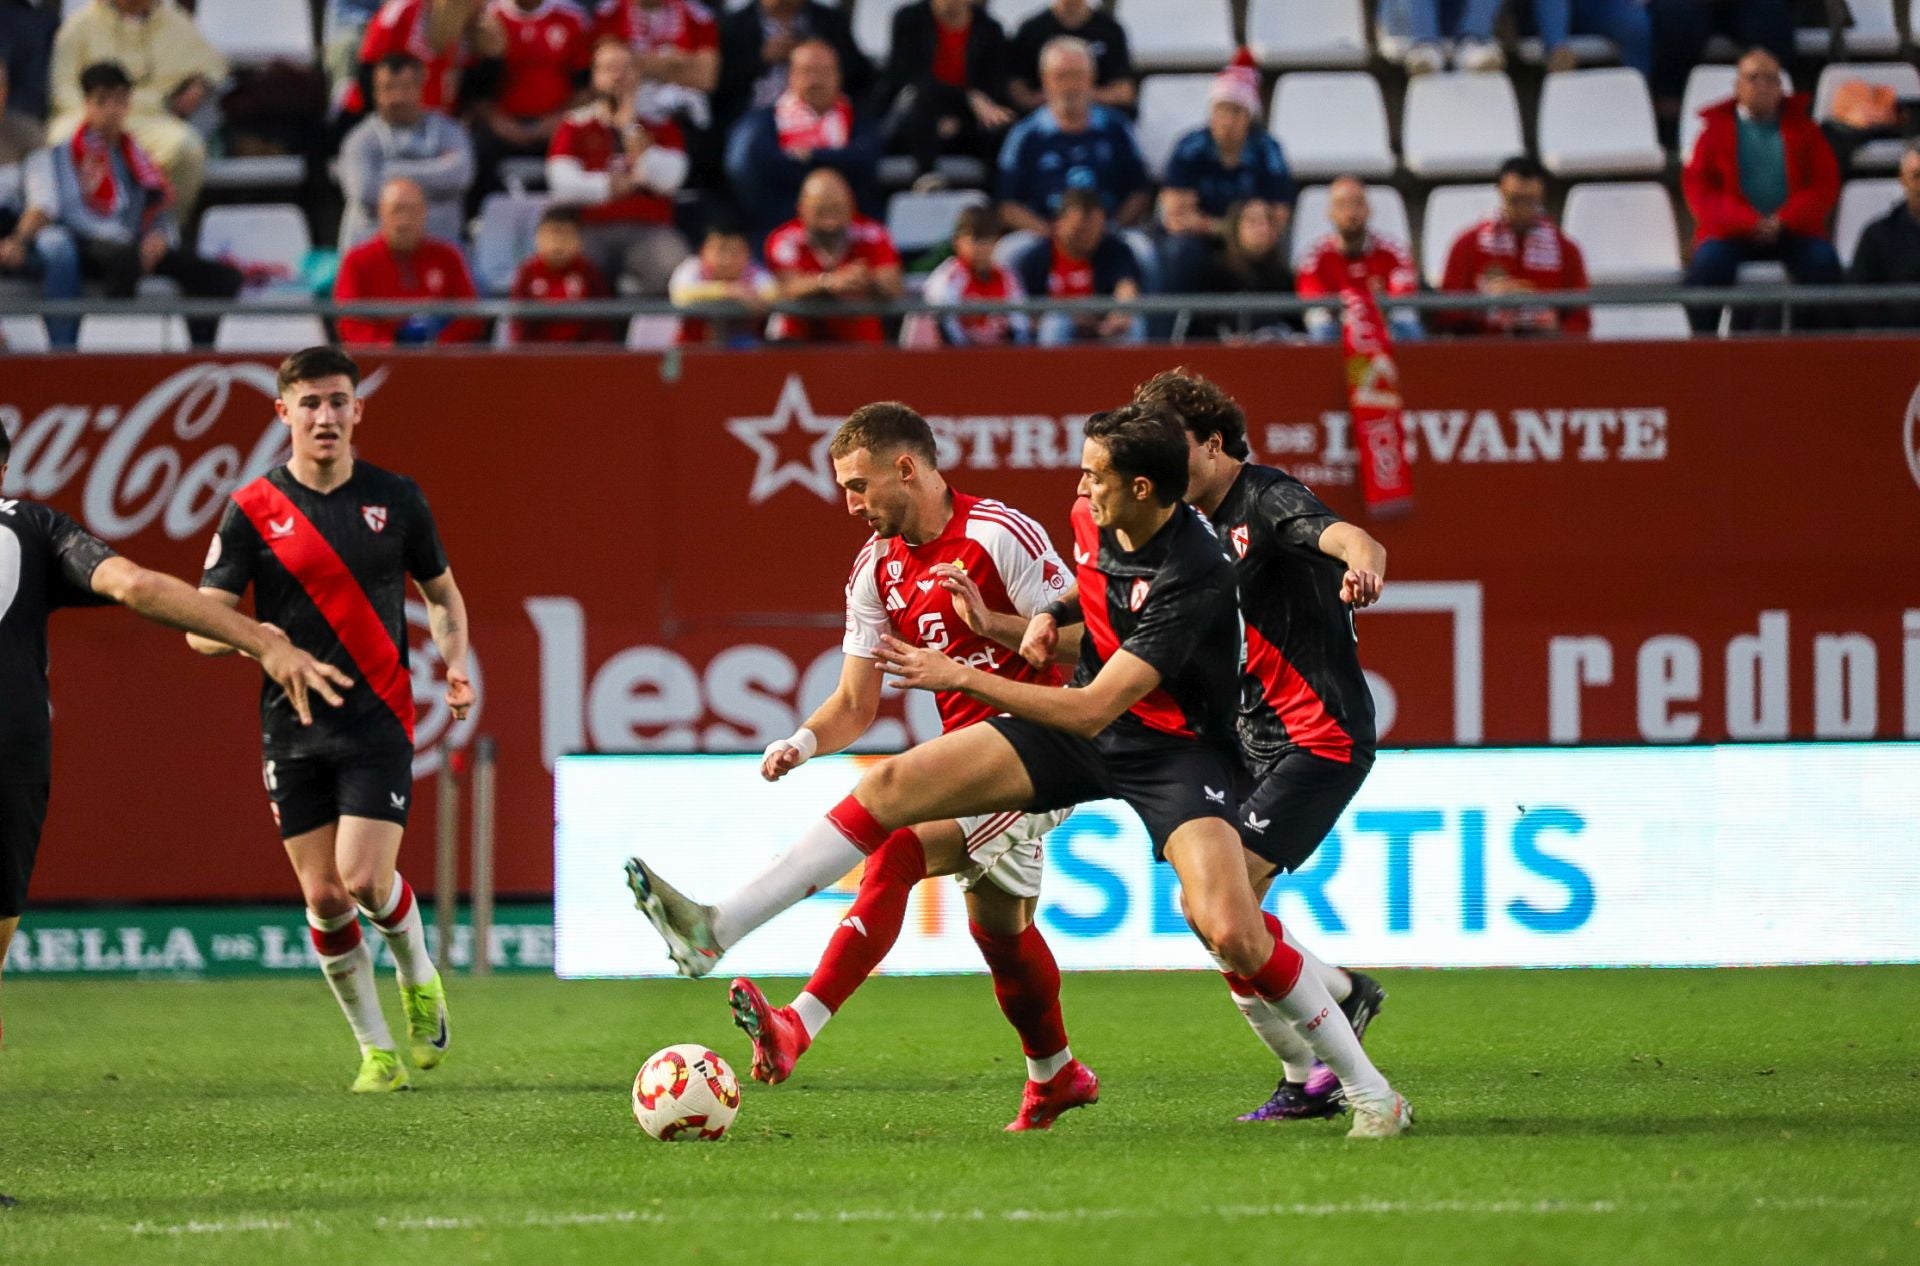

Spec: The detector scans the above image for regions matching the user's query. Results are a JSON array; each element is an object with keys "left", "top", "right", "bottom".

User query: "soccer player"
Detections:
[
  {"left": 628, "top": 403, "right": 1098, "bottom": 1130},
  {"left": 638, "top": 403, "right": 1412, "bottom": 1137},
  {"left": 1, "top": 429, "right": 351, "bottom": 1050},
  {"left": 189, "top": 346, "right": 474, "bottom": 1095}
]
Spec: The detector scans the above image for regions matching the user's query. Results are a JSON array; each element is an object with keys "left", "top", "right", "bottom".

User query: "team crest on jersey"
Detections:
[
  {"left": 887, "top": 559, "right": 904, "bottom": 582},
  {"left": 1228, "top": 524, "right": 1250, "bottom": 559},
  {"left": 362, "top": 505, "right": 388, "bottom": 533},
  {"left": 1128, "top": 578, "right": 1151, "bottom": 611}
]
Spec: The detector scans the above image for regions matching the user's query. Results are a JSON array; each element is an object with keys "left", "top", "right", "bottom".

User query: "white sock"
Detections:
[
  {"left": 308, "top": 910, "right": 393, "bottom": 1054},
  {"left": 1282, "top": 924, "right": 1352, "bottom": 1002},
  {"left": 359, "top": 874, "right": 435, "bottom": 988},
  {"left": 710, "top": 819, "right": 866, "bottom": 951},
  {"left": 1026, "top": 1046, "right": 1072, "bottom": 1082},
  {"left": 791, "top": 990, "right": 832, "bottom": 1039},
  {"left": 1269, "top": 968, "right": 1394, "bottom": 1112},
  {"left": 1230, "top": 990, "right": 1318, "bottom": 1083}
]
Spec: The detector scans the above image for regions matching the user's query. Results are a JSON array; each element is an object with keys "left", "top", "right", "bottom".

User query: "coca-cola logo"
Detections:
[
  {"left": 0, "top": 362, "right": 386, "bottom": 541},
  {"left": 1905, "top": 380, "right": 1920, "bottom": 493},
  {"left": 408, "top": 598, "right": 482, "bottom": 779}
]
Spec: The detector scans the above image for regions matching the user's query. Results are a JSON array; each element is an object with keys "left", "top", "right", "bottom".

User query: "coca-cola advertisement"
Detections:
[{"left": 4, "top": 338, "right": 1918, "bottom": 902}]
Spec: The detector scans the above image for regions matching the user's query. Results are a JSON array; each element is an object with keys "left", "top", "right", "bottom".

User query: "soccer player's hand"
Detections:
[
  {"left": 934, "top": 563, "right": 987, "bottom": 633},
  {"left": 446, "top": 669, "right": 475, "bottom": 722},
  {"left": 257, "top": 638, "right": 354, "bottom": 727},
  {"left": 875, "top": 635, "right": 965, "bottom": 692},
  {"left": 761, "top": 729, "right": 816, "bottom": 781},
  {"left": 1341, "top": 567, "right": 1383, "bottom": 609},
  {"left": 1019, "top": 613, "right": 1058, "bottom": 670}
]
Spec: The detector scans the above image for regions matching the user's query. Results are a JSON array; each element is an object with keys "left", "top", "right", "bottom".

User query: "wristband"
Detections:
[
  {"left": 1041, "top": 596, "right": 1081, "bottom": 626},
  {"left": 766, "top": 726, "right": 818, "bottom": 766}
]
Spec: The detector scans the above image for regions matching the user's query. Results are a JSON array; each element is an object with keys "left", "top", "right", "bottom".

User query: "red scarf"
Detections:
[
  {"left": 773, "top": 91, "right": 851, "bottom": 153},
  {"left": 71, "top": 126, "right": 172, "bottom": 228},
  {"left": 1339, "top": 286, "right": 1413, "bottom": 518}
]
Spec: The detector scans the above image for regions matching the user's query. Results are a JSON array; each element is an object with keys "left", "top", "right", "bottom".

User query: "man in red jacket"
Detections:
[
  {"left": 1681, "top": 47, "right": 1842, "bottom": 332},
  {"left": 334, "top": 177, "right": 487, "bottom": 346}
]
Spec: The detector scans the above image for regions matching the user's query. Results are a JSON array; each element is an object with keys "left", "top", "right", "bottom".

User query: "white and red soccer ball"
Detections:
[{"left": 632, "top": 1044, "right": 741, "bottom": 1142}]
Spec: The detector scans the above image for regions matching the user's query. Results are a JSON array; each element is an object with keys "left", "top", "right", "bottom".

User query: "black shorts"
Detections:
[
  {"left": 987, "top": 716, "right": 1239, "bottom": 858},
  {"left": 1233, "top": 750, "right": 1372, "bottom": 873},
  {"left": 0, "top": 740, "right": 53, "bottom": 919},
  {"left": 263, "top": 743, "right": 415, "bottom": 840}
]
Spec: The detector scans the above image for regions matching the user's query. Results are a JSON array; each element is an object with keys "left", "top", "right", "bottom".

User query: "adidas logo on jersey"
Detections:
[{"left": 885, "top": 587, "right": 907, "bottom": 611}]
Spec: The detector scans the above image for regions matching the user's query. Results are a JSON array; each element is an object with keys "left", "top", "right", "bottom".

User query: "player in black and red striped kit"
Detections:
[
  {"left": 193, "top": 347, "right": 474, "bottom": 1095},
  {"left": 1136, "top": 369, "right": 1392, "bottom": 1123}
]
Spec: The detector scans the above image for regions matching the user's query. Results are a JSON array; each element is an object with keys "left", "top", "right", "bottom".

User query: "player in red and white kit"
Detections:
[{"left": 625, "top": 403, "right": 1100, "bottom": 1131}]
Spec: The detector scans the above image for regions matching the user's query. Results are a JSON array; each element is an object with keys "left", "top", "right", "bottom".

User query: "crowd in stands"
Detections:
[{"left": 0, "top": 0, "right": 1915, "bottom": 352}]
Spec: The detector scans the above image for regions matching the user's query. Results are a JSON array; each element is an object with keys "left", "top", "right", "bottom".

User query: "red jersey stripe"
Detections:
[
  {"left": 1070, "top": 499, "right": 1194, "bottom": 739},
  {"left": 1244, "top": 620, "right": 1353, "bottom": 763},
  {"left": 973, "top": 501, "right": 1048, "bottom": 557}
]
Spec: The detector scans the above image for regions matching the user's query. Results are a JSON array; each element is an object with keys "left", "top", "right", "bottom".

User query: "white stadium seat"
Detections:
[
  {"left": 1560, "top": 182, "right": 1681, "bottom": 283},
  {"left": 886, "top": 189, "right": 989, "bottom": 254},
  {"left": 0, "top": 316, "right": 51, "bottom": 354},
  {"left": 1537, "top": 68, "right": 1664, "bottom": 177},
  {"left": 1795, "top": 0, "right": 1901, "bottom": 57},
  {"left": 472, "top": 193, "right": 549, "bottom": 296},
  {"left": 1122, "top": 0, "right": 1236, "bottom": 72},
  {"left": 1418, "top": 182, "right": 1499, "bottom": 288},
  {"left": 202, "top": 154, "right": 306, "bottom": 192},
  {"left": 1271, "top": 73, "right": 1393, "bottom": 180},
  {"left": 1134, "top": 74, "right": 1215, "bottom": 179},
  {"left": 213, "top": 315, "right": 330, "bottom": 353},
  {"left": 76, "top": 315, "right": 192, "bottom": 353},
  {"left": 1515, "top": 33, "right": 1618, "bottom": 67},
  {"left": 627, "top": 316, "right": 679, "bottom": 350},
  {"left": 1247, "top": 0, "right": 1368, "bottom": 69},
  {"left": 197, "top": 204, "right": 311, "bottom": 293},
  {"left": 1834, "top": 178, "right": 1902, "bottom": 268},
  {"left": 1815, "top": 63, "right": 1920, "bottom": 171},
  {"left": 1588, "top": 304, "right": 1691, "bottom": 341},
  {"left": 854, "top": 0, "right": 914, "bottom": 63},
  {"left": 1288, "top": 184, "right": 1409, "bottom": 271},
  {"left": 195, "top": 0, "right": 316, "bottom": 66},
  {"left": 1401, "top": 72, "right": 1524, "bottom": 180}
]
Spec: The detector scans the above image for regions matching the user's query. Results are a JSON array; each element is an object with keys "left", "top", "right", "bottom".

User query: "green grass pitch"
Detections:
[{"left": 2, "top": 966, "right": 1916, "bottom": 1264}]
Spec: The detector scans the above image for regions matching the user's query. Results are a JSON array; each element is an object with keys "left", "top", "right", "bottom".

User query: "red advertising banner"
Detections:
[{"left": 4, "top": 339, "right": 1918, "bottom": 902}]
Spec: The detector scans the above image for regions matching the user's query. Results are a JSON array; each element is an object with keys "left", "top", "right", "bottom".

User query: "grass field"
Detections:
[{"left": 2, "top": 966, "right": 1917, "bottom": 1264}]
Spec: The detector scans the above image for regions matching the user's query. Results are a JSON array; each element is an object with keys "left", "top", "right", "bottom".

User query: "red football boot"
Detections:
[
  {"left": 1006, "top": 1059, "right": 1100, "bottom": 1132},
  {"left": 728, "top": 978, "right": 811, "bottom": 1084}
]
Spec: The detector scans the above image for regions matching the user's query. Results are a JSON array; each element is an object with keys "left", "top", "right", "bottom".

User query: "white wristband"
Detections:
[{"left": 766, "top": 727, "right": 818, "bottom": 766}]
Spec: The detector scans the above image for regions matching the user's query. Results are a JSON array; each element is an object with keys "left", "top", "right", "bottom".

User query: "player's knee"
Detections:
[
  {"left": 343, "top": 875, "right": 389, "bottom": 912},
  {"left": 1203, "top": 910, "right": 1269, "bottom": 974},
  {"left": 304, "top": 886, "right": 354, "bottom": 919}
]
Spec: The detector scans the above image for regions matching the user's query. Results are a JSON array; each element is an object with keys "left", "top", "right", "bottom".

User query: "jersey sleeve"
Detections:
[
  {"left": 839, "top": 538, "right": 889, "bottom": 659},
  {"left": 966, "top": 502, "right": 1069, "bottom": 617},
  {"left": 402, "top": 479, "right": 451, "bottom": 581},
  {"left": 1120, "top": 564, "right": 1233, "bottom": 683},
  {"left": 200, "top": 498, "right": 259, "bottom": 595},
  {"left": 1259, "top": 473, "right": 1340, "bottom": 552},
  {"left": 43, "top": 508, "right": 116, "bottom": 609}
]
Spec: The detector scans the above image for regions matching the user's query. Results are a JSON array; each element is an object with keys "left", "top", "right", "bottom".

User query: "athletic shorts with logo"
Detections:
[
  {"left": 263, "top": 741, "right": 415, "bottom": 839},
  {"left": 952, "top": 805, "right": 1073, "bottom": 898},
  {"left": 0, "top": 739, "right": 52, "bottom": 918},
  {"left": 1233, "top": 749, "right": 1372, "bottom": 872}
]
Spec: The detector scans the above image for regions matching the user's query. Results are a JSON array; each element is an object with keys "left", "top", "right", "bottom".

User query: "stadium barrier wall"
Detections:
[{"left": 3, "top": 339, "right": 1918, "bottom": 905}]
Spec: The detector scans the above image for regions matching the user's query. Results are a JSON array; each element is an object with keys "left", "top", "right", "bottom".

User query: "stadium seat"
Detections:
[
  {"left": 197, "top": 204, "right": 311, "bottom": 292},
  {"left": 213, "top": 314, "right": 330, "bottom": 353},
  {"left": 854, "top": 0, "right": 915, "bottom": 63},
  {"left": 1288, "top": 183, "right": 1410, "bottom": 271},
  {"left": 472, "top": 193, "right": 549, "bottom": 296},
  {"left": 499, "top": 157, "right": 548, "bottom": 195},
  {"left": 1537, "top": 69, "right": 1664, "bottom": 178},
  {"left": 1270, "top": 73, "right": 1393, "bottom": 180},
  {"left": 195, "top": 0, "right": 316, "bottom": 66},
  {"left": 1135, "top": 74, "right": 1215, "bottom": 178},
  {"left": 1401, "top": 73, "right": 1524, "bottom": 180},
  {"left": 1679, "top": 64, "right": 1793, "bottom": 162},
  {"left": 1247, "top": 0, "right": 1367, "bottom": 69},
  {"left": 1122, "top": 0, "right": 1236, "bottom": 72},
  {"left": 1815, "top": 63, "right": 1920, "bottom": 170},
  {"left": 202, "top": 155, "right": 306, "bottom": 192},
  {"left": 626, "top": 316, "right": 679, "bottom": 350},
  {"left": 1515, "top": 34, "right": 1617, "bottom": 67},
  {"left": 886, "top": 189, "right": 989, "bottom": 255},
  {"left": 1588, "top": 303, "right": 1691, "bottom": 340},
  {"left": 1795, "top": 0, "right": 1901, "bottom": 57},
  {"left": 75, "top": 315, "right": 192, "bottom": 353},
  {"left": 1560, "top": 182, "right": 1681, "bottom": 283},
  {"left": 0, "top": 316, "right": 51, "bottom": 354},
  {"left": 1834, "top": 178, "right": 1902, "bottom": 268},
  {"left": 1418, "top": 182, "right": 1499, "bottom": 288},
  {"left": 988, "top": 0, "right": 1050, "bottom": 32}
]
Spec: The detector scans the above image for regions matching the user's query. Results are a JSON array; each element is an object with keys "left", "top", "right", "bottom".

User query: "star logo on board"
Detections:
[{"left": 727, "top": 374, "right": 844, "bottom": 504}]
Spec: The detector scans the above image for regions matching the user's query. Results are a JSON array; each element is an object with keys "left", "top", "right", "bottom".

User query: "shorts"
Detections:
[
  {"left": 986, "top": 716, "right": 1239, "bottom": 858},
  {"left": 263, "top": 743, "right": 415, "bottom": 840},
  {"left": 952, "top": 806, "right": 1073, "bottom": 899},
  {"left": 0, "top": 741, "right": 52, "bottom": 919},
  {"left": 1233, "top": 750, "right": 1372, "bottom": 873}
]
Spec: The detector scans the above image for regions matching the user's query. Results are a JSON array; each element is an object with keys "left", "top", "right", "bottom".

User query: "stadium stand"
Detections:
[
  {"left": 1814, "top": 62, "right": 1920, "bottom": 171},
  {"left": 75, "top": 313, "right": 193, "bottom": 354},
  {"left": 213, "top": 313, "right": 332, "bottom": 352},
  {"left": 1269, "top": 72, "right": 1393, "bottom": 180},
  {"left": 1121, "top": 0, "right": 1236, "bottom": 73},
  {"left": 1836, "top": 177, "right": 1905, "bottom": 268},
  {"left": 1134, "top": 73, "right": 1214, "bottom": 179},
  {"left": 1246, "top": 0, "right": 1368, "bottom": 70},
  {"left": 1418, "top": 182, "right": 1500, "bottom": 288},
  {"left": 1560, "top": 182, "right": 1681, "bottom": 283},
  {"left": 1536, "top": 68, "right": 1663, "bottom": 178},
  {"left": 1401, "top": 72, "right": 1524, "bottom": 180},
  {"left": 195, "top": 0, "right": 317, "bottom": 67},
  {"left": 886, "top": 187, "right": 989, "bottom": 255}
]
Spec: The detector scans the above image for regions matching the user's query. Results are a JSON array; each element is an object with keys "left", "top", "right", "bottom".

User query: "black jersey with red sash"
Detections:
[
  {"left": 1208, "top": 463, "right": 1375, "bottom": 770},
  {"left": 1067, "top": 496, "right": 1241, "bottom": 752},
  {"left": 202, "top": 463, "right": 447, "bottom": 756}
]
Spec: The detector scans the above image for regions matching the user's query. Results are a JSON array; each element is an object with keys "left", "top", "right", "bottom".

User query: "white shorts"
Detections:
[{"left": 951, "top": 806, "right": 1073, "bottom": 899}]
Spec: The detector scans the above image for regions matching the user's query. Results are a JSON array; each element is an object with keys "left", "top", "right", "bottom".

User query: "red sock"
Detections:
[
  {"left": 800, "top": 829, "right": 925, "bottom": 1013},
  {"left": 307, "top": 909, "right": 363, "bottom": 958},
  {"left": 826, "top": 794, "right": 891, "bottom": 854},
  {"left": 1243, "top": 912, "right": 1304, "bottom": 1001},
  {"left": 970, "top": 922, "right": 1069, "bottom": 1060},
  {"left": 369, "top": 877, "right": 415, "bottom": 931}
]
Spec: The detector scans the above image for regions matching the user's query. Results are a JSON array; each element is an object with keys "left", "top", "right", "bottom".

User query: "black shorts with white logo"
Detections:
[
  {"left": 263, "top": 742, "right": 415, "bottom": 840},
  {"left": 986, "top": 716, "right": 1239, "bottom": 858},
  {"left": 1233, "top": 749, "right": 1372, "bottom": 873},
  {"left": 0, "top": 739, "right": 52, "bottom": 918}
]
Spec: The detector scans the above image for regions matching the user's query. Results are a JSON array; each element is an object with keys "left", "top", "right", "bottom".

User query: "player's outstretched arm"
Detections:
[
  {"left": 417, "top": 570, "right": 474, "bottom": 722},
  {"left": 875, "top": 635, "right": 1161, "bottom": 739},
  {"left": 936, "top": 565, "right": 1086, "bottom": 667},
  {"left": 763, "top": 653, "right": 883, "bottom": 781},
  {"left": 1317, "top": 521, "right": 1387, "bottom": 609}
]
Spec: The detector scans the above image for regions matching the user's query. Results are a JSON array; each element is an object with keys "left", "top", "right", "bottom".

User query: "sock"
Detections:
[
  {"left": 1215, "top": 955, "right": 1317, "bottom": 1083},
  {"left": 790, "top": 991, "right": 832, "bottom": 1038},
  {"left": 970, "top": 922, "right": 1071, "bottom": 1081},
  {"left": 1281, "top": 923, "right": 1352, "bottom": 1003},
  {"left": 308, "top": 909, "right": 393, "bottom": 1054},
  {"left": 796, "top": 829, "right": 926, "bottom": 1025},
  {"left": 1248, "top": 913, "right": 1394, "bottom": 1112},
  {"left": 359, "top": 874, "right": 434, "bottom": 988},
  {"left": 710, "top": 795, "right": 882, "bottom": 950}
]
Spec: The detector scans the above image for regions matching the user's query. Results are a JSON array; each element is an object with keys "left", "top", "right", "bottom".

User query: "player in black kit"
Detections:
[
  {"left": 1136, "top": 368, "right": 1392, "bottom": 1123},
  {"left": 192, "top": 347, "right": 474, "bottom": 1094}
]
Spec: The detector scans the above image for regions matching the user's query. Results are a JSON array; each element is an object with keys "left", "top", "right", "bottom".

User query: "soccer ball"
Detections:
[{"left": 632, "top": 1044, "right": 742, "bottom": 1141}]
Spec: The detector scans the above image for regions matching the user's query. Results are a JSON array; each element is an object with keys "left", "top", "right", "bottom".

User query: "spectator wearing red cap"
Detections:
[
  {"left": 1157, "top": 48, "right": 1292, "bottom": 297},
  {"left": 1439, "top": 155, "right": 1589, "bottom": 336}
]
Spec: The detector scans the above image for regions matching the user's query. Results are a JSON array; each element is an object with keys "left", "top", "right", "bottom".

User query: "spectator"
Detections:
[
  {"left": 0, "top": 62, "right": 240, "bottom": 349},
  {"left": 669, "top": 220, "right": 776, "bottom": 345},
  {"left": 548, "top": 39, "right": 690, "bottom": 295},
  {"left": 472, "top": 0, "right": 592, "bottom": 207},
  {"left": 873, "top": 0, "right": 1015, "bottom": 185},
  {"left": 1847, "top": 146, "right": 1920, "bottom": 330},
  {"left": 724, "top": 38, "right": 881, "bottom": 241},
  {"left": 1440, "top": 155, "right": 1591, "bottom": 336},
  {"left": 1649, "top": 0, "right": 1794, "bottom": 122},
  {"left": 338, "top": 54, "right": 476, "bottom": 251},
  {"left": 1, "top": 0, "right": 58, "bottom": 164},
  {"left": 1011, "top": 185, "right": 1141, "bottom": 345},
  {"left": 997, "top": 36, "right": 1148, "bottom": 237},
  {"left": 1296, "top": 174, "right": 1421, "bottom": 343},
  {"left": 1680, "top": 47, "right": 1840, "bottom": 333},
  {"left": 912, "top": 203, "right": 1029, "bottom": 345},
  {"left": 509, "top": 205, "right": 619, "bottom": 344},
  {"left": 594, "top": 0, "right": 721, "bottom": 129},
  {"left": 1188, "top": 198, "right": 1293, "bottom": 340},
  {"left": 764, "top": 167, "right": 902, "bottom": 344},
  {"left": 1525, "top": 0, "right": 1651, "bottom": 77},
  {"left": 1158, "top": 49, "right": 1292, "bottom": 297},
  {"left": 717, "top": 0, "right": 872, "bottom": 130},
  {"left": 326, "top": 0, "right": 388, "bottom": 89},
  {"left": 49, "top": 0, "right": 227, "bottom": 212},
  {"left": 334, "top": 176, "right": 486, "bottom": 345},
  {"left": 1377, "top": 0, "right": 1505, "bottom": 75},
  {"left": 348, "top": 0, "right": 505, "bottom": 117},
  {"left": 1008, "top": 0, "right": 1133, "bottom": 114}
]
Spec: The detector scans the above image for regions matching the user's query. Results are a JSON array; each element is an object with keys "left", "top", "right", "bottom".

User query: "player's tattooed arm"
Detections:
[
  {"left": 876, "top": 635, "right": 1158, "bottom": 739},
  {"left": 1316, "top": 522, "right": 1387, "bottom": 609},
  {"left": 417, "top": 569, "right": 475, "bottom": 722}
]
